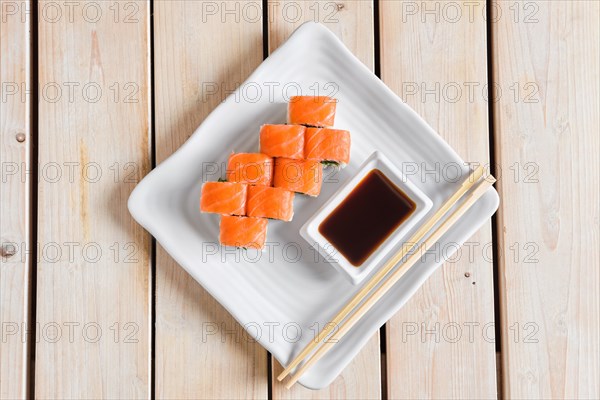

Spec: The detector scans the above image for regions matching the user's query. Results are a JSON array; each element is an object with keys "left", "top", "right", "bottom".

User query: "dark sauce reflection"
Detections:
[{"left": 319, "top": 169, "right": 416, "bottom": 267}]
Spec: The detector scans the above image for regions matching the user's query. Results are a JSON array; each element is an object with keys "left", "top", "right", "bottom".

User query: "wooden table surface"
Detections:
[{"left": 1, "top": 1, "right": 598, "bottom": 399}]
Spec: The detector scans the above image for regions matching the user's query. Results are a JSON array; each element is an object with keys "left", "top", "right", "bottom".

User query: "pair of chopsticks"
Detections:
[{"left": 279, "top": 165, "right": 494, "bottom": 388}]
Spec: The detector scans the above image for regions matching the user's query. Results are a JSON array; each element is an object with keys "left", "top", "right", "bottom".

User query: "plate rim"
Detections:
[{"left": 128, "top": 21, "right": 500, "bottom": 389}]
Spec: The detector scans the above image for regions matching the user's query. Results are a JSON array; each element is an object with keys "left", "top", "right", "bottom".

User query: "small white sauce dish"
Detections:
[{"left": 300, "top": 151, "right": 433, "bottom": 285}]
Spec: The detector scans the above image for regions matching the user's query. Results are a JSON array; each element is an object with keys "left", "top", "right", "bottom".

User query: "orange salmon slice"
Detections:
[
  {"left": 273, "top": 158, "right": 323, "bottom": 197},
  {"left": 305, "top": 128, "right": 351, "bottom": 165},
  {"left": 259, "top": 124, "right": 305, "bottom": 159},
  {"left": 247, "top": 185, "right": 295, "bottom": 221},
  {"left": 288, "top": 96, "right": 336, "bottom": 127},
  {"left": 226, "top": 153, "right": 273, "bottom": 186},
  {"left": 200, "top": 181, "right": 247, "bottom": 215},
  {"left": 219, "top": 215, "right": 268, "bottom": 249}
]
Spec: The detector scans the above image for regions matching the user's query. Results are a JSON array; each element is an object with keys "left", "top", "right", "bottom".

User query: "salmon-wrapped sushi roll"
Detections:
[
  {"left": 288, "top": 96, "right": 336, "bottom": 127},
  {"left": 305, "top": 128, "right": 351, "bottom": 165},
  {"left": 226, "top": 153, "right": 273, "bottom": 186},
  {"left": 247, "top": 186, "right": 295, "bottom": 221},
  {"left": 274, "top": 158, "right": 323, "bottom": 197},
  {"left": 259, "top": 124, "right": 305, "bottom": 159},
  {"left": 200, "top": 181, "right": 247, "bottom": 215},
  {"left": 219, "top": 215, "right": 268, "bottom": 249}
]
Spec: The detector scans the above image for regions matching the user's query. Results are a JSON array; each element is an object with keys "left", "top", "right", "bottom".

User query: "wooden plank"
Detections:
[
  {"left": 268, "top": 1, "right": 381, "bottom": 399},
  {"left": 0, "top": 0, "right": 32, "bottom": 398},
  {"left": 380, "top": 1, "right": 497, "bottom": 398},
  {"left": 492, "top": 1, "right": 599, "bottom": 398},
  {"left": 35, "top": 1, "right": 151, "bottom": 398},
  {"left": 268, "top": 0, "right": 374, "bottom": 70},
  {"left": 271, "top": 344, "right": 381, "bottom": 400},
  {"left": 153, "top": 1, "right": 267, "bottom": 398}
]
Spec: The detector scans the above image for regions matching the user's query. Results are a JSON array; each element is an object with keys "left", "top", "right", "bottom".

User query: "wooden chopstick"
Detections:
[
  {"left": 284, "top": 173, "right": 496, "bottom": 388},
  {"left": 277, "top": 165, "right": 486, "bottom": 382}
]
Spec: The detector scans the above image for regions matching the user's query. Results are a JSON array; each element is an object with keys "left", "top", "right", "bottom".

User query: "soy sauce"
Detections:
[{"left": 319, "top": 169, "right": 416, "bottom": 267}]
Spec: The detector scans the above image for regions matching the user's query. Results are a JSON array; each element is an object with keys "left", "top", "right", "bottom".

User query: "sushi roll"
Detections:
[
  {"left": 305, "top": 128, "right": 351, "bottom": 166},
  {"left": 273, "top": 158, "right": 323, "bottom": 197},
  {"left": 259, "top": 124, "right": 305, "bottom": 159},
  {"left": 247, "top": 186, "right": 295, "bottom": 221},
  {"left": 200, "top": 181, "right": 247, "bottom": 215},
  {"left": 226, "top": 152, "right": 273, "bottom": 186},
  {"left": 288, "top": 96, "right": 337, "bottom": 127},
  {"left": 219, "top": 215, "right": 268, "bottom": 249}
]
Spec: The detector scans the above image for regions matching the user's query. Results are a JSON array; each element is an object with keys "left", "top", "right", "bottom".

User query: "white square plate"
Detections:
[
  {"left": 128, "top": 22, "right": 499, "bottom": 389},
  {"left": 300, "top": 150, "right": 433, "bottom": 285}
]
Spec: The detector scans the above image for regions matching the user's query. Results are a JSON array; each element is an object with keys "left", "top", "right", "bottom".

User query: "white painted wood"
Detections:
[
  {"left": 268, "top": 2, "right": 380, "bottom": 398},
  {"left": 268, "top": 0, "right": 374, "bottom": 70},
  {"left": 380, "top": 0, "right": 498, "bottom": 398},
  {"left": 492, "top": 1, "right": 599, "bottom": 398},
  {"left": 272, "top": 337, "right": 381, "bottom": 400},
  {"left": 153, "top": 1, "right": 268, "bottom": 398},
  {"left": 0, "top": 1, "right": 32, "bottom": 397},
  {"left": 19, "top": 1, "right": 599, "bottom": 398},
  {"left": 35, "top": 1, "right": 151, "bottom": 397}
]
